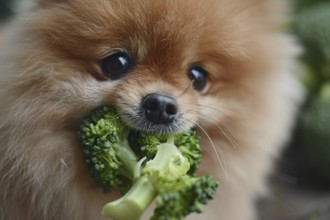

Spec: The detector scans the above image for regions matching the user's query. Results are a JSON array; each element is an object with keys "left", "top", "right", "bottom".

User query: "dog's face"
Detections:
[
  {"left": 0, "top": 1, "right": 299, "bottom": 219},
  {"left": 6, "top": 0, "right": 284, "bottom": 137}
]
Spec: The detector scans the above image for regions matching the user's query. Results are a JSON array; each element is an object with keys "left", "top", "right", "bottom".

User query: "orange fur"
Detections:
[{"left": 0, "top": 0, "right": 303, "bottom": 219}]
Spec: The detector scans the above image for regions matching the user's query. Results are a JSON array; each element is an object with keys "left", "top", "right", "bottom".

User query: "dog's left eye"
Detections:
[
  {"left": 100, "top": 52, "right": 134, "bottom": 80},
  {"left": 188, "top": 66, "right": 208, "bottom": 91}
]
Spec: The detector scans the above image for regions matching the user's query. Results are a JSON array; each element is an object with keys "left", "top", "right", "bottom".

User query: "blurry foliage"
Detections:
[
  {"left": 294, "top": 2, "right": 330, "bottom": 94},
  {"left": 294, "top": 0, "right": 330, "bottom": 12},
  {"left": 291, "top": 0, "right": 330, "bottom": 182}
]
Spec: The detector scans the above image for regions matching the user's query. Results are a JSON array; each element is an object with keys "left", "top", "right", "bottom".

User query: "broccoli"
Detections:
[
  {"left": 78, "top": 106, "right": 139, "bottom": 193},
  {"left": 78, "top": 106, "right": 218, "bottom": 220},
  {"left": 138, "top": 131, "right": 202, "bottom": 175},
  {"left": 151, "top": 175, "right": 218, "bottom": 220}
]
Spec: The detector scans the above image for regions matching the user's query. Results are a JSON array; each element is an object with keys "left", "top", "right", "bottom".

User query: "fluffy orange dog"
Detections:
[{"left": 0, "top": 0, "right": 303, "bottom": 219}]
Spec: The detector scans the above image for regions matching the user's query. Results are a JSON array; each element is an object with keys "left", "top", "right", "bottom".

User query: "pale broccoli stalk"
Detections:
[{"left": 77, "top": 106, "right": 218, "bottom": 220}]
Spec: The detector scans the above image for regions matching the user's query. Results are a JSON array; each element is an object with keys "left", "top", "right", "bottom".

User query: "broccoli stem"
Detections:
[
  {"left": 143, "top": 138, "right": 190, "bottom": 177},
  {"left": 102, "top": 176, "right": 156, "bottom": 220},
  {"left": 114, "top": 140, "right": 139, "bottom": 180},
  {"left": 167, "top": 133, "right": 175, "bottom": 145},
  {"left": 102, "top": 134, "right": 191, "bottom": 220}
]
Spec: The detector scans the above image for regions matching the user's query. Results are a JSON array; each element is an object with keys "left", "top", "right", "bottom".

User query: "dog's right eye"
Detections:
[
  {"left": 100, "top": 52, "right": 134, "bottom": 80},
  {"left": 188, "top": 66, "right": 208, "bottom": 92}
]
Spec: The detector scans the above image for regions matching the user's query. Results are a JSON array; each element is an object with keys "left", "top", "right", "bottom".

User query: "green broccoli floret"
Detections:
[
  {"left": 78, "top": 106, "right": 139, "bottom": 193},
  {"left": 136, "top": 132, "right": 167, "bottom": 159},
  {"left": 77, "top": 106, "right": 218, "bottom": 220},
  {"left": 171, "top": 131, "right": 202, "bottom": 175},
  {"left": 151, "top": 175, "right": 218, "bottom": 220}
]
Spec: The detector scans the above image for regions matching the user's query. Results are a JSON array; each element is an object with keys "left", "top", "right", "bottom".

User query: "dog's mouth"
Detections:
[{"left": 127, "top": 129, "right": 144, "bottom": 156}]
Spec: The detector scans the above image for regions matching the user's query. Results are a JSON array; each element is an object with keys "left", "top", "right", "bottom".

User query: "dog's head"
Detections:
[{"left": 5, "top": 0, "right": 289, "bottom": 136}]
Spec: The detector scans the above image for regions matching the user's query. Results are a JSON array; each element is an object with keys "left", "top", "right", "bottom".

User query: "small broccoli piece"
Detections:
[
  {"left": 78, "top": 106, "right": 218, "bottom": 220},
  {"left": 138, "top": 130, "right": 202, "bottom": 175},
  {"left": 151, "top": 175, "right": 218, "bottom": 220},
  {"left": 78, "top": 106, "right": 139, "bottom": 193}
]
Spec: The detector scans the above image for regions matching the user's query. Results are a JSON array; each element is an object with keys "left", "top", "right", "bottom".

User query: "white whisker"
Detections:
[
  {"left": 175, "top": 80, "right": 194, "bottom": 98},
  {"left": 184, "top": 109, "right": 239, "bottom": 149},
  {"left": 187, "top": 118, "right": 228, "bottom": 180},
  {"left": 60, "top": 159, "right": 69, "bottom": 169},
  {"left": 200, "top": 114, "right": 239, "bottom": 149},
  {"left": 196, "top": 103, "right": 235, "bottom": 122}
]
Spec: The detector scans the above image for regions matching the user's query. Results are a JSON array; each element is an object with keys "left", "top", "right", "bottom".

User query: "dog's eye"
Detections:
[
  {"left": 100, "top": 52, "right": 134, "bottom": 80},
  {"left": 188, "top": 66, "right": 208, "bottom": 91}
]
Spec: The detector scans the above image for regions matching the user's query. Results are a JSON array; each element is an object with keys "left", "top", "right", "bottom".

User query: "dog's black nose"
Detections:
[{"left": 142, "top": 93, "right": 178, "bottom": 124}]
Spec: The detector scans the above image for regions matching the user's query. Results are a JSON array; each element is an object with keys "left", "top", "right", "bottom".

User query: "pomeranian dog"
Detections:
[{"left": 0, "top": 0, "right": 303, "bottom": 219}]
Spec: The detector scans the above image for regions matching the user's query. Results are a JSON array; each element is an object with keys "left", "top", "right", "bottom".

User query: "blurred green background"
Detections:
[{"left": 290, "top": 0, "right": 330, "bottom": 183}]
